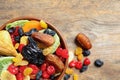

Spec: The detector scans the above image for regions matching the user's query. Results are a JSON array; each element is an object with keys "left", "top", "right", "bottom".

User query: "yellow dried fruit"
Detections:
[
  {"left": 23, "top": 67, "right": 33, "bottom": 76},
  {"left": 15, "top": 43, "right": 20, "bottom": 49},
  {"left": 12, "top": 54, "right": 23, "bottom": 63},
  {"left": 40, "top": 20, "right": 48, "bottom": 29},
  {"left": 65, "top": 68, "right": 73, "bottom": 75},
  {"left": 75, "top": 47, "right": 83, "bottom": 56},
  {"left": 14, "top": 60, "right": 28, "bottom": 66},
  {"left": 73, "top": 73, "right": 78, "bottom": 80},
  {"left": 20, "top": 36, "right": 28, "bottom": 45},
  {"left": 77, "top": 54, "right": 83, "bottom": 61}
]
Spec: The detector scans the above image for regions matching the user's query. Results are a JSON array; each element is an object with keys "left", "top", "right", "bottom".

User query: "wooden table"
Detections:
[{"left": 0, "top": 0, "right": 120, "bottom": 80}]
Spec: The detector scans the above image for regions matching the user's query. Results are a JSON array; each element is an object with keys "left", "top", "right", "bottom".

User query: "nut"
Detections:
[
  {"left": 46, "top": 54, "right": 65, "bottom": 72},
  {"left": 32, "top": 32, "right": 55, "bottom": 47},
  {"left": 76, "top": 33, "right": 92, "bottom": 49}
]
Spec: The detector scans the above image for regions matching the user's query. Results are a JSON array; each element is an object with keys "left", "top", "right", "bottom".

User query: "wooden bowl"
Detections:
[{"left": 0, "top": 16, "right": 68, "bottom": 80}]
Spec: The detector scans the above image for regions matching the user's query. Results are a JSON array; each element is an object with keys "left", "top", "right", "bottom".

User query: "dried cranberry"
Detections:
[
  {"left": 69, "top": 60, "right": 77, "bottom": 68},
  {"left": 7, "top": 64, "right": 19, "bottom": 74},
  {"left": 28, "top": 64, "right": 39, "bottom": 75},
  {"left": 47, "top": 65, "right": 55, "bottom": 75},
  {"left": 19, "top": 65, "right": 27, "bottom": 73},
  {"left": 42, "top": 71, "right": 50, "bottom": 79},
  {"left": 83, "top": 58, "right": 91, "bottom": 66},
  {"left": 18, "top": 44, "right": 25, "bottom": 53},
  {"left": 40, "top": 63, "right": 47, "bottom": 71},
  {"left": 75, "top": 61, "right": 82, "bottom": 69},
  {"left": 16, "top": 73, "right": 24, "bottom": 80}
]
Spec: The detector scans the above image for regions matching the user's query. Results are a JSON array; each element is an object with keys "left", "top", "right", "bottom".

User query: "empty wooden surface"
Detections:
[{"left": 0, "top": 0, "right": 120, "bottom": 80}]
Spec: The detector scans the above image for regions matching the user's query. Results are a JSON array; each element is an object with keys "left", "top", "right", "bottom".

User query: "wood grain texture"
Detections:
[{"left": 0, "top": 0, "right": 120, "bottom": 80}]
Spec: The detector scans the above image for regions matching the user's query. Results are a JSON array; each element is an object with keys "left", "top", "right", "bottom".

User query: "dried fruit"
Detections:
[
  {"left": 16, "top": 73, "right": 24, "bottom": 80},
  {"left": 32, "top": 32, "right": 55, "bottom": 47},
  {"left": 18, "top": 44, "right": 25, "bottom": 53},
  {"left": 82, "top": 50, "right": 91, "bottom": 56},
  {"left": 69, "top": 60, "right": 77, "bottom": 68},
  {"left": 42, "top": 71, "right": 50, "bottom": 79},
  {"left": 77, "top": 54, "right": 83, "bottom": 61},
  {"left": 94, "top": 59, "right": 104, "bottom": 67},
  {"left": 23, "top": 67, "right": 33, "bottom": 76},
  {"left": 80, "top": 65, "right": 88, "bottom": 73},
  {"left": 76, "top": 33, "right": 92, "bottom": 50},
  {"left": 7, "top": 64, "right": 19, "bottom": 74},
  {"left": 20, "top": 36, "right": 28, "bottom": 45},
  {"left": 28, "top": 64, "right": 39, "bottom": 75},
  {"left": 73, "top": 73, "right": 78, "bottom": 80},
  {"left": 40, "top": 20, "right": 48, "bottom": 29},
  {"left": 46, "top": 54, "right": 64, "bottom": 72},
  {"left": 75, "top": 61, "right": 82, "bottom": 69},
  {"left": 83, "top": 58, "right": 91, "bottom": 66},
  {"left": 75, "top": 47, "right": 82, "bottom": 56},
  {"left": 64, "top": 74, "right": 70, "bottom": 80},
  {"left": 65, "top": 68, "right": 73, "bottom": 75},
  {"left": 47, "top": 65, "right": 55, "bottom": 75},
  {"left": 36, "top": 71, "right": 42, "bottom": 80},
  {"left": 40, "top": 63, "right": 47, "bottom": 71}
]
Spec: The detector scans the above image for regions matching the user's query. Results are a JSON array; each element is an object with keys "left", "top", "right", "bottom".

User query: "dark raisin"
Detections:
[
  {"left": 80, "top": 65, "right": 88, "bottom": 73},
  {"left": 8, "top": 27, "right": 15, "bottom": 34},
  {"left": 82, "top": 50, "right": 90, "bottom": 57},
  {"left": 64, "top": 74, "right": 70, "bottom": 80},
  {"left": 44, "top": 29, "right": 56, "bottom": 36},
  {"left": 14, "top": 36, "right": 20, "bottom": 42},
  {"left": 25, "top": 28, "right": 38, "bottom": 36},
  {"left": 94, "top": 59, "right": 104, "bottom": 67},
  {"left": 36, "top": 71, "right": 42, "bottom": 80},
  {"left": 50, "top": 73, "right": 61, "bottom": 80},
  {"left": 18, "top": 27, "right": 24, "bottom": 37}
]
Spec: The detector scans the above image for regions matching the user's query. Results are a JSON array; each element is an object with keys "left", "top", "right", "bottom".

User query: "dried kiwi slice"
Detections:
[{"left": 0, "top": 57, "right": 14, "bottom": 76}]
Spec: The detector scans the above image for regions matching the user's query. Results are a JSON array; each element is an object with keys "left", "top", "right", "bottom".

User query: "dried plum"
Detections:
[{"left": 22, "top": 37, "right": 45, "bottom": 65}]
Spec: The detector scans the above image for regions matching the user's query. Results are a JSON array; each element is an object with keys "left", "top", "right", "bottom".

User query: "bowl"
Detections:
[{"left": 0, "top": 16, "right": 68, "bottom": 80}]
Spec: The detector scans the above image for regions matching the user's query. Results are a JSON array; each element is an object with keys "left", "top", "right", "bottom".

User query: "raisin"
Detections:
[
  {"left": 94, "top": 59, "right": 104, "bottom": 67},
  {"left": 36, "top": 71, "right": 42, "bottom": 80},
  {"left": 44, "top": 29, "right": 56, "bottom": 36},
  {"left": 25, "top": 28, "right": 38, "bottom": 36},
  {"left": 8, "top": 27, "right": 15, "bottom": 34},
  {"left": 15, "top": 36, "right": 20, "bottom": 42},
  {"left": 82, "top": 50, "right": 90, "bottom": 56},
  {"left": 80, "top": 65, "right": 88, "bottom": 73},
  {"left": 18, "top": 27, "right": 24, "bottom": 37}
]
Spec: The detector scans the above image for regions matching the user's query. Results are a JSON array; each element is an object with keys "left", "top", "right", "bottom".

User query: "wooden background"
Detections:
[{"left": 0, "top": 0, "right": 120, "bottom": 80}]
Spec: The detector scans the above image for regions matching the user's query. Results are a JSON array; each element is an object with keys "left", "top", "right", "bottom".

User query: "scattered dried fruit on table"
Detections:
[
  {"left": 65, "top": 68, "right": 73, "bottom": 75},
  {"left": 73, "top": 73, "right": 78, "bottom": 80},
  {"left": 75, "top": 47, "right": 83, "bottom": 56}
]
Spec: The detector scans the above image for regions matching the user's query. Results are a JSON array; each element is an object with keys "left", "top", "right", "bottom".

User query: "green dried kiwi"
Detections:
[
  {"left": 0, "top": 57, "right": 14, "bottom": 76},
  {"left": 6, "top": 20, "right": 29, "bottom": 30}
]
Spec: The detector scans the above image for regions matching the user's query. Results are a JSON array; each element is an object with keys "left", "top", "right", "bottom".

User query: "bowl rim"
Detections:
[{"left": 0, "top": 16, "right": 68, "bottom": 80}]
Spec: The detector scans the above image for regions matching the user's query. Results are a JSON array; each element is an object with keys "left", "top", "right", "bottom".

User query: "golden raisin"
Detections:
[
  {"left": 75, "top": 47, "right": 83, "bottom": 56},
  {"left": 65, "top": 68, "right": 73, "bottom": 75},
  {"left": 40, "top": 20, "right": 48, "bottom": 29},
  {"left": 23, "top": 67, "right": 33, "bottom": 76},
  {"left": 73, "top": 73, "right": 78, "bottom": 80},
  {"left": 77, "top": 54, "right": 83, "bottom": 61}
]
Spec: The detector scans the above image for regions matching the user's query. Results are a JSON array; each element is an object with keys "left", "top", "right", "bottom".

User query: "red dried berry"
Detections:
[
  {"left": 47, "top": 65, "right": 55, "bottom": 75},
  {"left": 56, "top": 47, "right": 63, "bottom": 56},
  {"left": 28, "top": 64, "right": 39, "bottom": 75},
  {"left": 14, "top": 26, "right": 19, "bottom": 36},
  {"left": 10, "top": 34, "right": 16, "bottom": 46},
  {"left": 61, "top": 49, "right": 69, "bottom": 59},
  {"left": 19, "top": 65, "right": 27, "bottom": 73},
  {"left": 40, "top": 63, "right": 47, "bottom": 71},
  {"left": 42, "top": 71, "right": 50, "bottom": 79},
  {"left": 7, "top": 64, "right": 19, "bottom": 74},
  {"left": 75, "top": 61, "right": 82, "bottom": 69},
  {"left": 84, "top": 58, "right": 91, "bottom": 66},
  {"left": 16, "top": 73, "right": 24, "bottom": 80},
  {"left": 69, "top": 60, "right": 77, "bottom": 68},
  {"left": 18, "top": 44, "right": 25, "bottom": 52}
]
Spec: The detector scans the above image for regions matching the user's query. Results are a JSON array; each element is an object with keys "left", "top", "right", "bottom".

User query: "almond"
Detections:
[
  {"left": 76, "top": 33, "right": 92, "bottom": 49},
  {"left": 32, "top": 32, "right": 55, "bottom": 47}
]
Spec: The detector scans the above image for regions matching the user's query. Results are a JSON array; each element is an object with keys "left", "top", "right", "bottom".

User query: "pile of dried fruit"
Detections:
[
  {"left": 64, "top": 33, "right": 104, "bottom": 80},
  {"left": 0, "top": 19, "right": 68, "bottom": 80}
]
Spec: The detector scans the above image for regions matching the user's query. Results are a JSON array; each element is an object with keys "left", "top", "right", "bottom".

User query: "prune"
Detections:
[
  {"left": 18, "top": 27, "right": 24, "bottom": 37},
  {"left": 82, "top": 50, "right": 90, "bottom": 56},
  {"left": 25, "top": 28, "right": 38, "bottom": 36},
  {"left": 36, "top": 71, "right": 42, "bottom": 80},
  {"left": 8, "top": 27, "right": 15, "bottom": 34},
  {"left": 44, "top": 29, "right": 56, "bottom": 36},
  {"left": 22, "top": 37, "right": 45, "bottom": 66},
  {"left": 80, "top": 65, "right": 88, "bottom": 73},
  {"left": 94, "top": 59, "right": 104, "bottom": 67}
]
